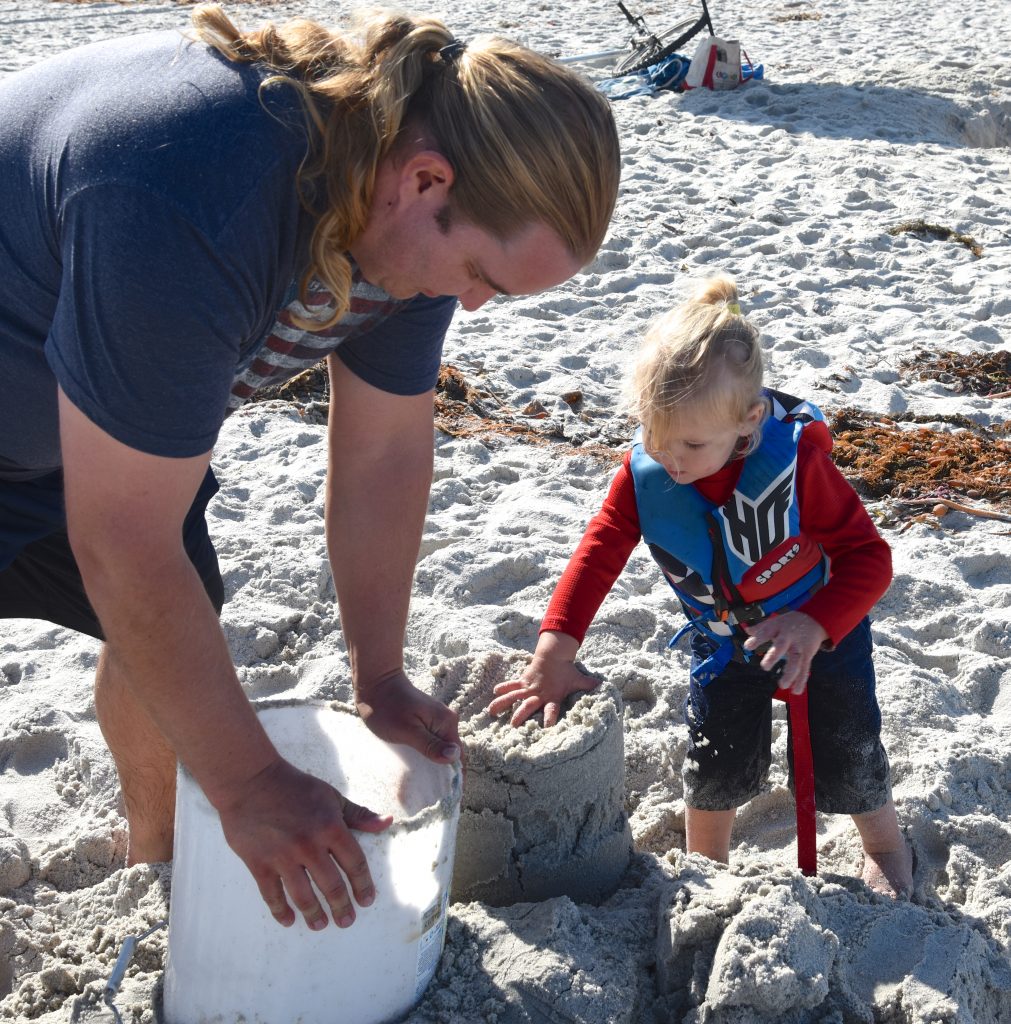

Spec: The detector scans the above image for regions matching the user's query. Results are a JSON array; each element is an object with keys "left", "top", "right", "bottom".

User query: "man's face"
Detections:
[{"left": 350, "top": 151, "right": 582, "bottom": 310}]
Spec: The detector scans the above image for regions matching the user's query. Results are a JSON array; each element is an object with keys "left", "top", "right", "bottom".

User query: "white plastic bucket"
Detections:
[{"left": 163, "top": 701, "right": 462, "bottom": 1024}]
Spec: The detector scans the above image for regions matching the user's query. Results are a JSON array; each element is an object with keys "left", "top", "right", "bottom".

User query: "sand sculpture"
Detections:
[{"left": 430, "top": 653, "right": 632, "bottom": 906}]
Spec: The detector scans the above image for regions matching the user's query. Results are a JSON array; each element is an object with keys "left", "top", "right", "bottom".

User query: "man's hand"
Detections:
[
  {"left": 488, "top": 631, "right": 598, "bottom": 727},
  {"left": 742, "top": 611, "right": 829, "bottom": 694},
  {"left": 216, "top": 758, "right": 392, "bottom": 930},
  {"left": 356, "top": 670, "right": 461, "bottom": 764}
]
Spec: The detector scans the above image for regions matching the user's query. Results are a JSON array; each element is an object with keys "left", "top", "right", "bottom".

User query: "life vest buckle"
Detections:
[{"left": 732, "top": 602, "right": 766, "bottom": 627}]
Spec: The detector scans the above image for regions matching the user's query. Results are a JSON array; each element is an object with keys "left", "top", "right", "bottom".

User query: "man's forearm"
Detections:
[
  {"left": 325, "top": 445, "right": 432, "bottom": 695},
  {"left": 80, "top": 549, "right": 277, "bottom": 808}
]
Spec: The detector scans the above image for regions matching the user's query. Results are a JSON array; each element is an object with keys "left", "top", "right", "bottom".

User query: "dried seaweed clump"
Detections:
[
  {"left": 247, "top": 364, "right": 330, "bottom": 422},
  {"left": 247, "top": 363, "right": 623, "bottom": 462},
  {"left": 829, "top": 409, "right": 1010, "bottom": 506},
  {"left": 887, "top": 220, "right": 982, "bottom": 258},
  {"left": 434, "top": 366, "right": 623, "bottom": 463},
  {"left": 898, "top": 350, "right": 1011, "bottom": 397}
]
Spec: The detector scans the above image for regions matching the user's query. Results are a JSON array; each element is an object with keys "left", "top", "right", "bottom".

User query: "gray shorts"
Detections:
[{"left": 682, "top": 618, "right": 892, "bottom": 815}]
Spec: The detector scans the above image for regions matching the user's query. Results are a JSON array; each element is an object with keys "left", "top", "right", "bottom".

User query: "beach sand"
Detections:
[{"left": 1, "top": 0, "right": 1009, "bottom": 1021}]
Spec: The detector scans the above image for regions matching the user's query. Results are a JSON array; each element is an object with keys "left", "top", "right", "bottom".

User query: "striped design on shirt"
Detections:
[{"left": 228, "top": 272, "right": 403, "bottom": 410}]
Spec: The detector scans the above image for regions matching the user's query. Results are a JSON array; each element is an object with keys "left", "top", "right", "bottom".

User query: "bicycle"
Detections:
[{"left": 613, "top": 0, "right": 715, "bottom": 75}]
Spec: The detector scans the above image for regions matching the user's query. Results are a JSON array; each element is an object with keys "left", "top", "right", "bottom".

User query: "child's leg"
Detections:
[
  {"left": 681, "top": 651, "right": 773, "bottom": 865},
  {"left": 801, "top": 618, "right": 912, "bottom": 897},
  {"left": 852, "top": 797, "right": 913, "bottom": 898},
  {"left": 685, "top": 807, "right": 736, "bottom": 862}
]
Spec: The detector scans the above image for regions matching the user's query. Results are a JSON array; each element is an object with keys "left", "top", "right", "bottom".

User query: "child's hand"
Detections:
[
  {"left": 488, "top": 632, "right": 598, "bottom": 727},
  {"left": 742, "top": 611, "right": 829, "bottom": 695}
]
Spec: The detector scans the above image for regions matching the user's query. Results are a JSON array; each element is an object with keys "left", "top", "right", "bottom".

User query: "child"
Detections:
[{"left": 489, "top": 275, "right": 913, "bottom": 897}]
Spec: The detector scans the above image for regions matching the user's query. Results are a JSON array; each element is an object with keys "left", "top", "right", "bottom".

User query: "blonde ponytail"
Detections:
[{"left": 627, "top": 275, "right": 766, "bottom": 448}]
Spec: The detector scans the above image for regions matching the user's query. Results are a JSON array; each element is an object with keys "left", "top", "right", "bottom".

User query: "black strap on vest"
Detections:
[{"left": 706, "top": 513, "right": 764, "bottom": 624}]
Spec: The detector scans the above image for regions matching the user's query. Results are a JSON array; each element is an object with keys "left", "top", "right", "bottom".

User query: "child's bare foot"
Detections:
[{"left": 860, "top": 841, "right": 914, "bottom": 898}]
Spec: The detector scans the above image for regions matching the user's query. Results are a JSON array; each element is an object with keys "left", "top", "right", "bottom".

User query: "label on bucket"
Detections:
[{"left": 414, "top": 889, "right": 449, "bottom": 999}]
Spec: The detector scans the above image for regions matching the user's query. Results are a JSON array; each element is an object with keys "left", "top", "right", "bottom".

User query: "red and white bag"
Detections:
[{"left": 684, "top": 35, "right": 741, "bottom": 90}]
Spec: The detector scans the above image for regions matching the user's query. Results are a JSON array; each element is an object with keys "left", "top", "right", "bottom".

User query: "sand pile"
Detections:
[{"left": 430, "top": 652, "right": 632, "bottom": 906}]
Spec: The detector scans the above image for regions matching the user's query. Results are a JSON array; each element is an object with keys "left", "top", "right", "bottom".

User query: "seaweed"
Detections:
[
  {"left": 249, "top": 363, "right": 624, "bottom": 462},
  {"left": 887, "top": 220, "right": 983, "bottom": 258},
  {"left": 250, "top": 366, "right": 1011, "bottom": 526},
  {"left": 898, "top": 349, "right": 1011, "bottom": 398},
  {"left": 828, "top": 408, "right": 1011, "bottom": 523}
]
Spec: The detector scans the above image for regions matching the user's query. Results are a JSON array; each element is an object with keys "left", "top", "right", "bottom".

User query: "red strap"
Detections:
[
  {"left": 701, "top": 45, "right": 718, "bottom": 88},
  {"left": 773, "top": 688, "right": 817, "bottom": 875}
]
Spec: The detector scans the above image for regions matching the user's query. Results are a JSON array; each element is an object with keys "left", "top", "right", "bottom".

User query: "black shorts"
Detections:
[
  {"left": 682, "top": 617, "right": 892, "bottom": 815},
  {"left": 0, "top": 468, "right": 224, "bottom": 640}
]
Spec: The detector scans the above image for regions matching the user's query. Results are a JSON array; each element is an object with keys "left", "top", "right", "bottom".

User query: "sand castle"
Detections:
[{"left": 430, "top": 653, "right": 632, "bottom": 906}]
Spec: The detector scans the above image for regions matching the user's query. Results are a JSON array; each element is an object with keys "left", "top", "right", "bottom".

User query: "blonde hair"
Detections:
[
  {"left": 189, "top": 5, "right": 620, "bottom": 328},
  {"left": 627, "top": 275, "right": 766, "bottom": 456}
]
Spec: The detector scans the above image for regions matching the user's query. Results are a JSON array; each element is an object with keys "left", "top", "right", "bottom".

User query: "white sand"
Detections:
[{"left": 1, "top": 0, "right": 1010, "bottom": 1021}]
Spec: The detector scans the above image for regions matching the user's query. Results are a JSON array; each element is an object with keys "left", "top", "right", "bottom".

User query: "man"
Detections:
[{"left": 0, "top": 5, "right": 620, "bottom": 930}]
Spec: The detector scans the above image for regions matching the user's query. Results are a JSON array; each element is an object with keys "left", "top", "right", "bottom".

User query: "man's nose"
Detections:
[{"left": 459, "top": 283, "right": 497, "bottom": 311}]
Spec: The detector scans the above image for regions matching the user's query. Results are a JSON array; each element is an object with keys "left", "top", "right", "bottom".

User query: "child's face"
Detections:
[{"left": 644, "top": 403, "right": 765, "bottom": 485}]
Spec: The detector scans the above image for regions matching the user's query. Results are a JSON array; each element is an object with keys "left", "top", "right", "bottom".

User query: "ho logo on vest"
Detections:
[{"left": 718, "top": 461, "right": 796, "bottom": 567}]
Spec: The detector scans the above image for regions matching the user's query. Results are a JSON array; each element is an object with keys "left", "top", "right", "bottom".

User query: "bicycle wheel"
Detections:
[{"left": 613, "top": 15, "right": 699, "bottom": 76}]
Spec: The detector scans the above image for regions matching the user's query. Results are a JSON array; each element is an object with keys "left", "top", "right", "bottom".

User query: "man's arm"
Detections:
[
  {"left": 58, "top": 389, "right": 389, "bottom": 930},
  {"left": 324, "top": 355, "right": 460, "bottom": 761}
]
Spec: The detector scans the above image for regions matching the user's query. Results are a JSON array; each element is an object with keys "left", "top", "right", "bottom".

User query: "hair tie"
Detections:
[
  {"left": 439, "top": 39, "right": 467, "bottom": 64},
  {"left": 727, "top": 302, "right": 741, "bottom": 315}
]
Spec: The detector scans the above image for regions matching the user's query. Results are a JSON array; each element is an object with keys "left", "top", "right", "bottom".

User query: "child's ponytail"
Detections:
[{"left": 626, "top": 275, "right": 766, "bottom": 449}]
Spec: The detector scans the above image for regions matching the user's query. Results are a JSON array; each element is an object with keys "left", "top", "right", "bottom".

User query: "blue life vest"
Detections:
[{"left": 630, "top": 390, "right": 830, "bottom": 684}]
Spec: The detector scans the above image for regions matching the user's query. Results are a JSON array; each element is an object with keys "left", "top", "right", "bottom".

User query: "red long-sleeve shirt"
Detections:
[{"left": 541, "top": 426, "right": 892, "bottom": 648}]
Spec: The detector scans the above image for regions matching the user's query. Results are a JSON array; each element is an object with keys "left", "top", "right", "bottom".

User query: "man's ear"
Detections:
[{"left": 396, "top": 150, "right": 455, "bottom": 204}]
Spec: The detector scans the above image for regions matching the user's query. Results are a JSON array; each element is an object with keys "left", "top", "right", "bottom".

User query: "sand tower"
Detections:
[{"left": 430, "top": 652, "right": 632, "bottom": 906}]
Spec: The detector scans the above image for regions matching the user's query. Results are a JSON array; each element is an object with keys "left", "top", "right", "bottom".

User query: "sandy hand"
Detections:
[
  {"left": 356, "top": 670, "right": 461, "bottom": 764},
  {"left": 216, "top": 758, "right": 392, "bottom": 930},
  {"left": 742, "top": 611, "right": 829, "bottom": 694},
  {"left": 489, "top": 644, "right": 599, "bottom": 728}
]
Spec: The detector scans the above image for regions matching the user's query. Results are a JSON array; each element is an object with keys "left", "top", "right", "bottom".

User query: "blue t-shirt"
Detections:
[{"left": 0, "top": 31, "right": 455, "bottom": 481}]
